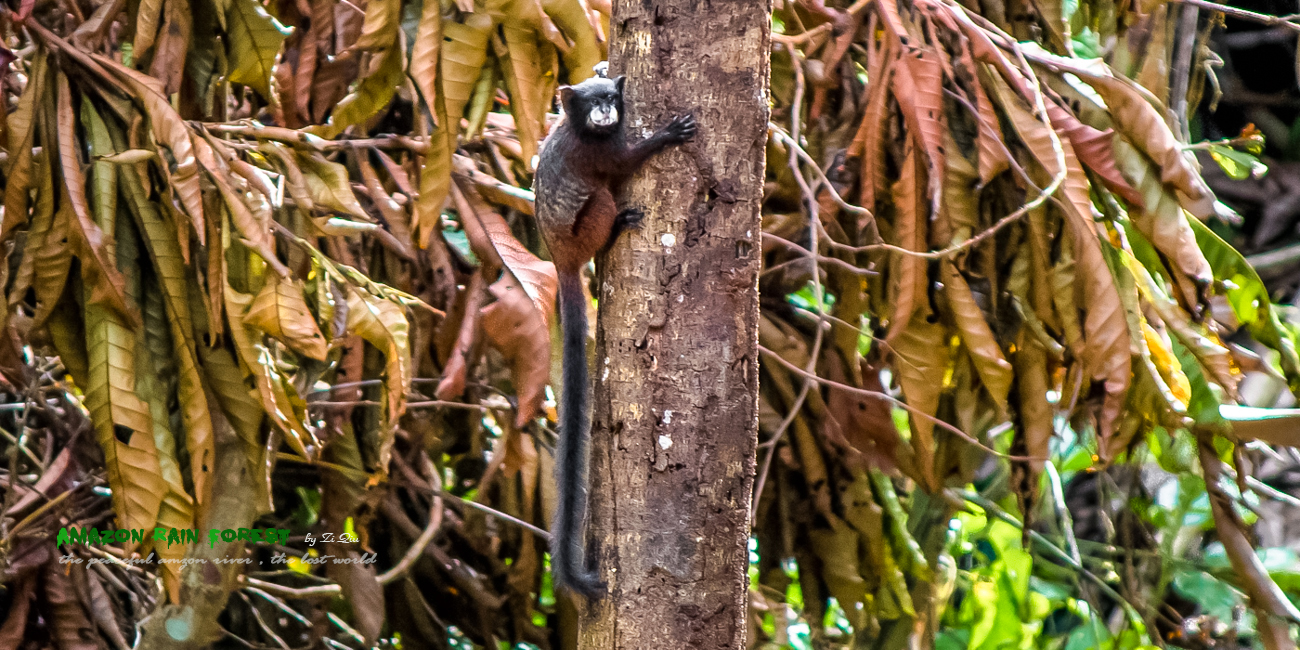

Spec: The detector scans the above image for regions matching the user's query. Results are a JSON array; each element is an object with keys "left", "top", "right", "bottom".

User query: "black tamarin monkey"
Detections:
[{"left": 533, "top": 72, "right": 696, "bottom": 598}]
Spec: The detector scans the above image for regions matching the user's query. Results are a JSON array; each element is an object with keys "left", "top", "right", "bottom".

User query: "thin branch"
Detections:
[
  {"left": 237, "top": 591, "right": 292, "bottom": 650},
  {"left": 205, "top": 123, "right": 429, "bottom": 153},
  {"left": 328, "top": 613, "right": 367, "bottom": 647},
  {"left": 1170, "top": 0, "right": 1300, "bottom": 31},
  {"left": 307, "top": 399, "right": 488, "bottom": 411},
  {"left": 244, "top": 577, "right": 342, "bottom": 600},
  {"left": 8, "top": 478, "right": 98, "bottom": 539},
  {"left": 426, "top": 489, "right": 551, "bottom": 541},
  {"left": 761, "top": 232, "right": 882, "bottom": 277},
  {"left": 243, "top": 587, "right": 313, "bottom": 628},
  {"left": 375, "top": 457, "right": 444, "bottom": 585}
]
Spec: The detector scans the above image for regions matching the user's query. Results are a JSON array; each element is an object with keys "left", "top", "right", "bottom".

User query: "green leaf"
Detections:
[
  {"left": 1208, "top": 144, "right": 1266, "bottom": 180},
  {"left": 294, "top": 486, "right": 321, "bottom": 527},
  {"left": 1190, "top": 217, "right": 1300, "bottom": 386},
  {"left": 1173, "top": 569, "right": 1244, "bottom": 623},
  {"left": 226, "top": 0, "right": 291, "bottom": 99}
]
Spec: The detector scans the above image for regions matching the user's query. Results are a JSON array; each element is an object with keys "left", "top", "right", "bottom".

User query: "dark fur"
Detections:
[{"left": 532, "top": 75, "right": 696, "bottom": 599}]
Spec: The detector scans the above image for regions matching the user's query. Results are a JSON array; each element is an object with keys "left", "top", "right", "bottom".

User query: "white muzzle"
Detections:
[{"left": 588, "top": 106, "right": 618, "bottom": 128}]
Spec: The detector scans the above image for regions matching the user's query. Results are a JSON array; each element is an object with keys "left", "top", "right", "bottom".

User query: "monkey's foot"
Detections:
[{"left": 558, "top": 571, "right": 607, "bottom": 601}]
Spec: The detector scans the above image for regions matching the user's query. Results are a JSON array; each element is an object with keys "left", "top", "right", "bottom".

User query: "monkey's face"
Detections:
[{"left": 560, "top": 76, "right": 626, "bottom": 137}]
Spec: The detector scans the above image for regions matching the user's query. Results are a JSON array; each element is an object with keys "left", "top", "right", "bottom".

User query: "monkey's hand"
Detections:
[{"left": 661, "top": 114, "right": 698, "bottom": 144}]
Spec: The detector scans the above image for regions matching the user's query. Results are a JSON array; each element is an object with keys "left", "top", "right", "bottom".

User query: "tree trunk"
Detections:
[{"left": 581, "top": 2, "right": 770, "bottom": 647}]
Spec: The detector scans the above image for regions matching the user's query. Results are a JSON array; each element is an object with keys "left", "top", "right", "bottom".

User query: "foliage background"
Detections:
[{"left": 1, "top": 0, "right": 1300, "bottom": 648}]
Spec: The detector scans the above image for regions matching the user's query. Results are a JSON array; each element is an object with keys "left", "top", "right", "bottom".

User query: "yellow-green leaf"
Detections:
[
  {"left": 311, "top": 45, "right": 405, "bottom": 139},
  {"left": 226, "top": 0, "right": 292, "bottom": 99},
  {"left": 1111, "top": 137, "right": 1212, "bottom": 286},
  {"left": 298, "top": 153, "right": 370, "bottom": 219},
  {"left": 441, "top": 13, "right": 495, "bottom": 132},
  {"left": 352, "top": 0, "right": 399, "bottom": 51}
]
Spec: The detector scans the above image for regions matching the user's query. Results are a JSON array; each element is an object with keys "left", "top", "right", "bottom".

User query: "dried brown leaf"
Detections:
[
  {"left": 885, "top": 142, "right": 928, "bottom": 342},
  {"left": 1112, "top": 137, "right": 1213, "bottom": 285},
  {"left": 2, "top": 51, "right": 44, "bottom": 243},
  {"left": 42, "top": 560, "right": 97, "bottom": 650},
  {"left": 989, "top": 69, "right": 1130, "bottom": 441},
  {"left": 56, "top": 75, "right": 137, "bottom": 327},
  {"left": 942, "top": 263, "right": 1013, "bottom": 410},
  {"left": 148, "top": 0, "right": 193, "bottom": 96},
  {"left": 246, "top": 277, "right": 330, "bottom": 360},
  {"left": 1081, "top": 72, "right": 1217, "bottom": 219},
  {"left": 352, "top": 0, "right": 399, "bottom": 50},
  {"left": 892, "top": 313, "right": 946, "bottom": 493}
]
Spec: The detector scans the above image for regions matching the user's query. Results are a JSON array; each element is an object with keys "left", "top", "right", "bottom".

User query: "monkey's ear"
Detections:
[
  {"left": 558, "top": 85, "right": 574, "bottom": 107},
  {"left": 614, "top": 76, "right": 626, "bottom": 94}
]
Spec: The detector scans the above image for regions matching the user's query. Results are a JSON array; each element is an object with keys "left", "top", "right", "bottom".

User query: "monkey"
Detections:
[{"left": 532, "top": 72, "right": 696, "bottom": 599}]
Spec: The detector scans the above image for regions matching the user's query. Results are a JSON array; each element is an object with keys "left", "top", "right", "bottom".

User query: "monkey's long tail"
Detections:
[{"left": 551, "top": 271, "right": 605, "bottom": 599}]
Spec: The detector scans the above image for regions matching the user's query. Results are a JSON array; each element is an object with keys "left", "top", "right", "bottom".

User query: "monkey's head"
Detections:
[{"left": 559, "top": 76, "right": 626, "bottom": 138}]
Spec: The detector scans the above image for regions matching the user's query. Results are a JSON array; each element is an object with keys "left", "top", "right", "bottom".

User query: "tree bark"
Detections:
[{"left": 582, "top": 2, "right": 769, "bottom": 648}]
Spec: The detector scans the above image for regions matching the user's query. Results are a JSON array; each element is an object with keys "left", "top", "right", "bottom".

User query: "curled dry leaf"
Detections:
[
  {"left": 436, "top": 273, "right": 487, "bottom": 402},
  {"left": 226, "top": 280, "right": 318, "bottom": 458},
  {"left": 2, "top": 51, "right": 44, "bottom": 243},
  {"left": 410, "top": 0, "right": 442, "bottom": 120},
  {"left": 1111, "top": 137, "right": 1213, "bottom": 285},
  {"left": 497, "top": 21, "right": 546, "bottom": 166},
  {"left": 482, "top": 269, "right": 553, "bottom": 426},
  {"left": 89, "top": 54, "right": 205, "bottom": 244},
  {"left": 886, "top": 139, "right": 929, "bottom": 341},
  {"left": 538, "top": 0, "right": 603, "bottom": 82},
  {"left": 1080, "top": 73, "right": 1217, "bottom": 219},
  {"left": 352, "top": 0, "right": 400, "bottom": 51},
  {"left": 345, "top": 286, "right": 411, "bottom": 421},
  {"left": 988, "top": 68, "right": 1131, "bottom": 442},
  {"left": 246, "top": 276, "right": 331, "bottom": 361},
  {"left": 891, "top": 313, "right": 946, "bottom": 493},
  {"left": 148, "top": 0, "right": 193, "bottom": 96},
  {"left": 55, "top": 73, "right": 137, "bottom": 325},
  {"left": 1043, "top": 103, "right": 1144, "bottom": 207}
]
